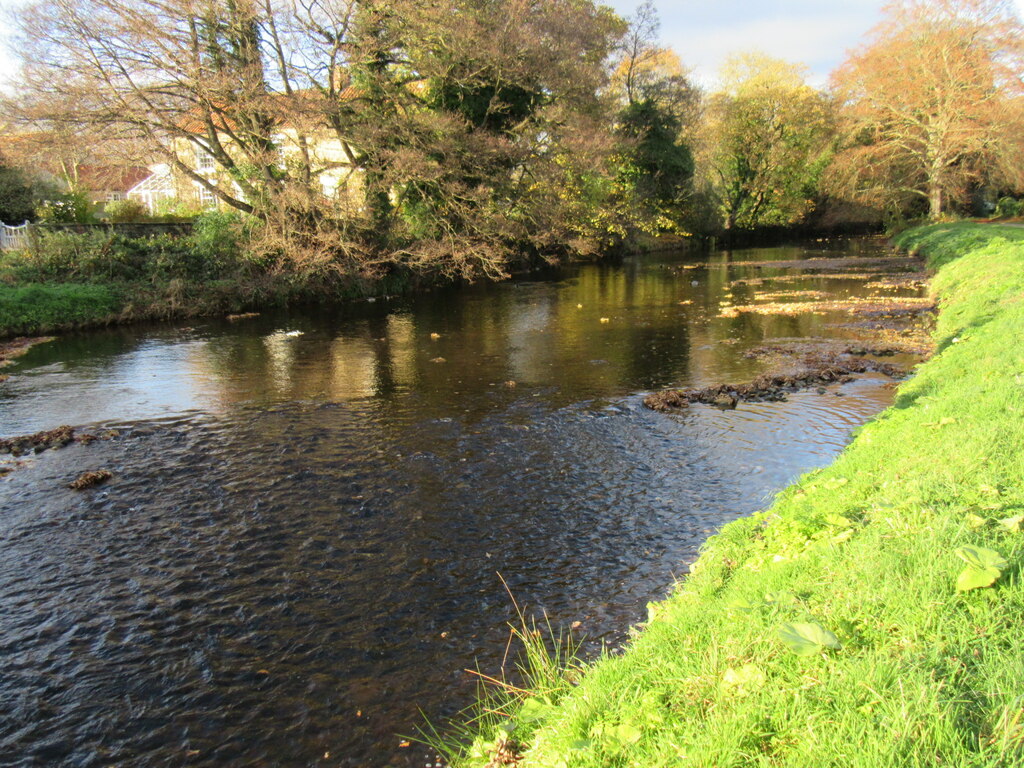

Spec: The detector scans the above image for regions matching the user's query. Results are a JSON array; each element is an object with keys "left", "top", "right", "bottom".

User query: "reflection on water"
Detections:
[{"left": 0, "top": 239, "right": 922, "bottom": 767}]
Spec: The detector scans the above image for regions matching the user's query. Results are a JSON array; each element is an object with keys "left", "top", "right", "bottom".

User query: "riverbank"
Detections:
[
  {"left": 0, "top": 273, "right": 435, "bottom": 339},
  {"left": 0, "top": 220, "right": 444, "bottom": 339},
  {"left": 448, "top": 222, "right": 1024, "bottom": 767}
]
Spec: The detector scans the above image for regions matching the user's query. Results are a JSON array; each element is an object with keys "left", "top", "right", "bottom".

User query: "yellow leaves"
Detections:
[{"left": 721, "top": 664, "right": 766, "bottom": 697}]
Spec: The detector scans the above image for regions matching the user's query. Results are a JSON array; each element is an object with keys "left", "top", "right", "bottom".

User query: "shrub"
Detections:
[
  {"left": 21, "top": 229, "right": 209, "bottom": 282},
  {"left": 104, "top": 198, "right": 150, "bottom": 223},
  {"left": 0, "top": 163, "right": 37, "bottom": 224},
  {"left": 35, "top": 191, "right": 95, "bottom": 224},
  {"left": 189, "top": 210, "right": 245, "bottom": 273},
  {"left": 994, "top": 196, "right": 1024, "bottom": 219}
]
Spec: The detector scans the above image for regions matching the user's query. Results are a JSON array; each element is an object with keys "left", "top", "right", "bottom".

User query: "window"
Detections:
[
  {"left": 195, "top": 147, "right": 216, "bottom": 171},
  {"left": 195, "top": 183, "right": 218, "bottom": 209},
  {"left": 107, "top": 192, "right": 125, "bottom": 202}
]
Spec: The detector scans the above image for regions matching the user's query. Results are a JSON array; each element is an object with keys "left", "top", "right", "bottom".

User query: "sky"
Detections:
[
  {"left": 0, "top": 0, "right": 1023, "bottom": 91},
  {"left": 603, "top": 0, "right": 1024, "bottom": 87}
]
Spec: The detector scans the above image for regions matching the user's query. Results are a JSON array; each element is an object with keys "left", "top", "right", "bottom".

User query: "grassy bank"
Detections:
[
  {"left": 0, "top": 220, "right": 424, "bottom": 337},
  {"left": 448, "top": 222, "right": 1024, "bottom": 767}
]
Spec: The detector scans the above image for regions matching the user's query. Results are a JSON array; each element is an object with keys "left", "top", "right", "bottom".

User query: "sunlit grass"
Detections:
[{"left": 449, "top": 222, "right": 1024, "bottom": 767}]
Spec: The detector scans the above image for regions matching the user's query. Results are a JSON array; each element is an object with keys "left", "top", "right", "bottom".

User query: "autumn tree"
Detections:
[
  {"left": 10, "top": 0, "right": 627, "bottom": 278},
  {"left": 609, "top": 0, "right": 697, "bottom": 233},
  {"left": 697, "top": 53, "right": 833, "bottom": 230},
  {"left": 829, "top": 0, "right": 1024, "bottom": 218}
]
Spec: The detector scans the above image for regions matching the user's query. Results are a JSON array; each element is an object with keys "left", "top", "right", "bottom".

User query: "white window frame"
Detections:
[
  {"left": 195, "top": 183, "right": 218, "bottom": 209},
  {"left": 195, "top": 147, "right": 216, "bottom": 171}
]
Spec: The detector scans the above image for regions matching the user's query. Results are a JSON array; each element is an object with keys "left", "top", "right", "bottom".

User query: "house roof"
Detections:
[
  {"left": 74, "top": 164, "right": 152, "bottom": 193},
  {"left": 176, "top": 86, "right": 363, "bottom": 135}
]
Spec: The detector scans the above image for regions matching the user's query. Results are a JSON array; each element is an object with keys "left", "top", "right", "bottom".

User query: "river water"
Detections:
[{"left": 0, "top": 240, "right": 922, "bottom": 767}]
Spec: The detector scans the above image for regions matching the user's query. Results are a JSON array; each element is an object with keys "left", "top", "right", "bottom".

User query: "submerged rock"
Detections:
[
  {"left": 0, "top": 426, "right": 118, "bottom": 459},
  {"left": 712, "top": 394, "right": 738, "bottom": 409},
  {"left": 69, "top": 470, "right": 113, "bottom": 490},
  {"left": 0, "top": 425, "right": 76, "bottom": 456},
  {"left": 644, "top": 354, "right": 907, "bottom": 413}
]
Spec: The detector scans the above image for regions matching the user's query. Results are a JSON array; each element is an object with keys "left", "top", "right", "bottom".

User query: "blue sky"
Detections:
[
  {"left": 1, "top": 0, "right": 1023, "bottom": 90},
  {"left": 606, "top": 0, "right": 1024, "bottom": 86},
  {"left": 605, "top": 0, "right": 888, "bottom": 85}
]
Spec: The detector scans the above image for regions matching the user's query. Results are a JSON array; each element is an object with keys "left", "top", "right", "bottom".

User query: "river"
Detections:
[{"left": 0, "top": 239, "right": 924, "bottom": 767}]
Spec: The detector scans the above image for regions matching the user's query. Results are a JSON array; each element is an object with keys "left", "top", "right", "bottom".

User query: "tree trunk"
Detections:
[{"left": 929, "top": 183, "right": 943, "bottom": 219}]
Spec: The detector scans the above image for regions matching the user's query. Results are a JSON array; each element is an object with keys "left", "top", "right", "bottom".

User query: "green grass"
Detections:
[
  {"left": 0, "top": 283, "right": 123, "bottom": 335},
  {"left": 447, "top": 222, "right": 1024, "bottom": 768}
]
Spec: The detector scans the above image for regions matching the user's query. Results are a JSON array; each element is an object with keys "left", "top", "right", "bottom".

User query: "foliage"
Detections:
[
  {"left": 829, "top": 0, "right": 1024, "bottom": 219},
  {"left": 35, "top": 190, "right": 94, "bottom": 223},
  {"left": 189, "top": 211, "right": 247, "bottom": 271},
  {"left": 609, "top": 3, "right": 698, "bottom": 235},
  {"left": 4, "top": 225, "right": 247, "bottom": 284},
  {"left": 994, "top": 197, "right": 1024, "bottom": 218},
  {"left": 13, "top": 0, "right": 631, "bottom": 279},
  {"left": 615, "top": 99, "right": 694, "bottom": 232},
  {"left": 0, "top": 162, "right": 39, "bottom": 224},
  {"left": 103, "top": 198, "right": 150, "bottom": 223},
  {"left": 449, "top": 222, "right": 1024, "bottom": 767},
  {"left": 697, "top": 53, "right": 834, "bottom": 231}
]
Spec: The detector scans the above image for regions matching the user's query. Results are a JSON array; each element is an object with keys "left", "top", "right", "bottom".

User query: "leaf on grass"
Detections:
[
  {"left": 955, "top": 546, "right": 1008, "bottom": 571},
  {"left": 824, "top": 514, "right": 853, "bottom": 528},
  {"left": 611, "top": 723, "right": 642, "bottom": 745},
  {"left": 518, "top": 697, "right": 551, "bottom": 724},
  {"left": 646, "top": 601, "right": 664, "bottom": 624},
  {"left": 778, "top": 622, "right": 842, "bottom": 655},
  {"left": 954, "top": 546, "right": 1008, "bottom": 592},
  {"left": 966, "top": 513, "right": 989, "bottom": 529},
  {"left": 998, "top": 515, "right": 1024, "bottom": 532},
  {"left": 721, "top": 664, "right": 766, "bottom": 696},
  {"left": 956, "top": 566, "right": 1003, "bottom": 592}
]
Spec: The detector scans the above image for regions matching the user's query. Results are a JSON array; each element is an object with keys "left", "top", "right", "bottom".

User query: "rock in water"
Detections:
[
  {"left": 69, "top": 470, "right": 113, "bottom": 490},
  {"left": 712, "top": 394, "right": 738, "bottom": 410}
]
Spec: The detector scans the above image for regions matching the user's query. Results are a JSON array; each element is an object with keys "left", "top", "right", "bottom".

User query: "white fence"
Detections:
[{"left": 0, "top": 221, "right": 31, "bottom": 251}]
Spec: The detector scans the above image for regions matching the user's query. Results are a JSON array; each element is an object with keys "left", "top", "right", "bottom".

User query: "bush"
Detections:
[
  {"left": 36, "top": 191, "right": 95, "bottom": 224},
  {"left": 189, "top": 210, "right": 245, "bottom": 272},
  {"left": 994, "top": 196, "right": 1024, "bottom": 219},
  {"left": 0, "top": 163, "right": 37, "bottom": 224},
  {"left": 15, "top": 223, "right": 247, "bottom": 284},
  {"left": 104, "top": 198, "right": 150, "bottom": 223}
]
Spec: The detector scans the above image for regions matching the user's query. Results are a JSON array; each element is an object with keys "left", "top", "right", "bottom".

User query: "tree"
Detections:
[
  {"left": 697, "top": 53, "right": 833, "bottom": 230},
  {"left": 608, "top": 1, "right": 697, "bottom": 233},
  {"left": 829, "top": 0, "right": 1024, "bottom": 218},
  {"left": 10, "top": 0, "right": 628, "bottom": 278}
]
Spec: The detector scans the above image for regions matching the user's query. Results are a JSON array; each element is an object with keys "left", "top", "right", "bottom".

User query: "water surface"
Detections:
[{"left": 0, "top": 240, "right": 922, "bottom": 767}]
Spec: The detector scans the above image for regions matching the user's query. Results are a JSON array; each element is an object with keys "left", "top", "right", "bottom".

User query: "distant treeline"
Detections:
[{"left": 0, "top": 0, "right": 1021, "bottom": 281}]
